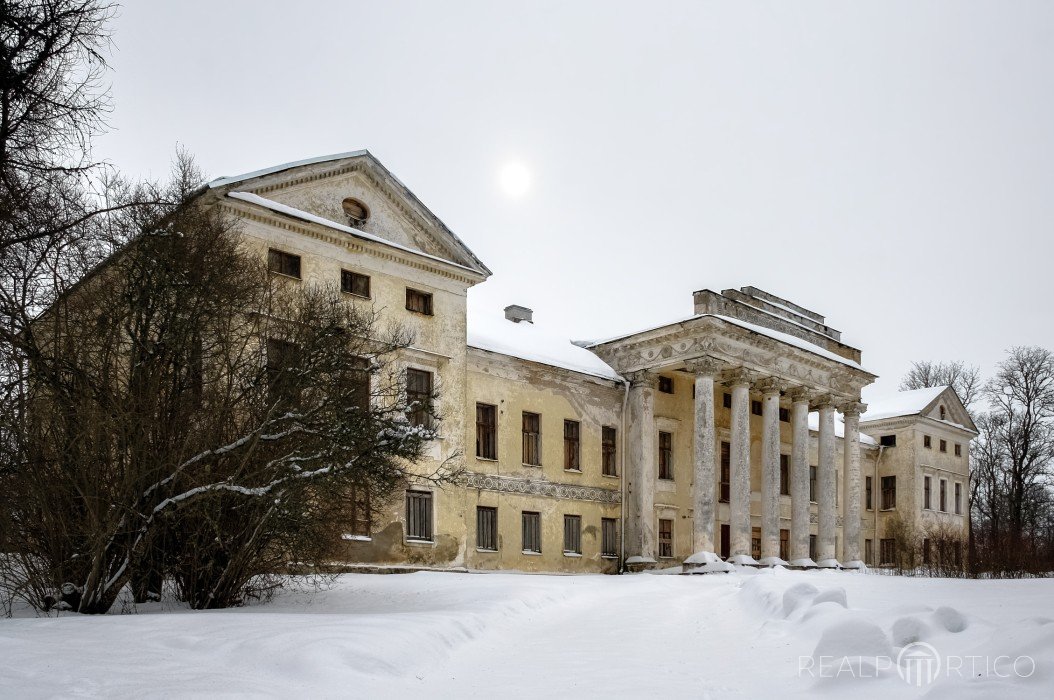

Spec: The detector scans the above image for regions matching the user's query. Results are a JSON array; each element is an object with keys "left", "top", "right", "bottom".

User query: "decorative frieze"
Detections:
[{"left": 464, "top": 472, "right": 622, "bottom": 505}]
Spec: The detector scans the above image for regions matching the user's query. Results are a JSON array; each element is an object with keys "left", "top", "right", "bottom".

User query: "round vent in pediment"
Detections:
[{"left": 341, "top": 197, "right": 370, "bottom": 225}]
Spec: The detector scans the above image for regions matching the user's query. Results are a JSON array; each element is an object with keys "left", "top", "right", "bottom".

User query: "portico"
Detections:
[{"left": 587, "top": 288, "right": 876, "bottom": 570}]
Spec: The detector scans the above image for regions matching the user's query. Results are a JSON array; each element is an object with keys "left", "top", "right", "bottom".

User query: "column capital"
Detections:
[
  {"left": 811, "top": 393, "right": 837, "bottom": 411},
  {"left": 684, "top": 356, "right": 725, "bottom": 377},
  {"left": 839, "top": 401, "right": 867, "bottom": 418},
  {"left": 625, "top": 369, "right": 659, "bottom": 390},
  {"left": 755, "top": 377, "right": 787, "bottom": 396},
  {"left": 787, "top": 386, "right": 812, "bottom": 404},
  {"left": 721, "top": 367, "right": 754, "bottom": 388}
]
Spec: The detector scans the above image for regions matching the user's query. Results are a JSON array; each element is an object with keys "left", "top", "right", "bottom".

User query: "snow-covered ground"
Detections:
[{"left": 2, "top": 568, "right": 1053, "bottom": 699}]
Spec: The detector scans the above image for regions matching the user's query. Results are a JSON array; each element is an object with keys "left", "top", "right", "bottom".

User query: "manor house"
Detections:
[{"left": 203, "top": 151, "right": 976, "bottom": 573}]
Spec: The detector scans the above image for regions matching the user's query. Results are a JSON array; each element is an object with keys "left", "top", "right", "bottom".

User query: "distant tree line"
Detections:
[{"left": 898, "top": 354, "right": 1054, "bottom": 577}]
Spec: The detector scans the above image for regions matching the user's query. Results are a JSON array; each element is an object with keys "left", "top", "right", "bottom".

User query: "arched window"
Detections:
[{"left": 341, "top": 197, "right": 369, "bottom": 225}]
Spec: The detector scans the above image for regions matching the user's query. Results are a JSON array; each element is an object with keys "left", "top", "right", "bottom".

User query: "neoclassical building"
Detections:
[{"left": 203, "top": 151, "right": 976, "bottom": 573}]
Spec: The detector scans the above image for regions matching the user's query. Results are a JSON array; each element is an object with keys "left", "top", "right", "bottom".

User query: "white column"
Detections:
[
  {"left": 816, "top": 396, "right": 839, "bottom": 567},
  {"left": 726, "top": 368, "right": 756, "bottom": 563},
  {"left": 841, "top": 401, "right": 866, "bottom": 568},
  {"left": 687, "top": 358, "right": 722, "bottom": 557},
  {"left": 625, "top": 370, "right": 657, "bottom": 566},
  {"left": 758, "top": 378, "right": 785, "bottom": 565},
  {"left": 788, "top": 387, "right": 814, "bottom": 566}
]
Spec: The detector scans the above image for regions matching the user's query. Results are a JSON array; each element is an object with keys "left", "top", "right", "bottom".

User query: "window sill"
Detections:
[
  {"left": 342, "top": 291, "right": 370, "bottom": 300},
  {"left": 658, "top": 478, "right": 675, "bottom": 483},
  {"left": 341, "top": 534, "right": 372, "bottom": 542},
  {"left": 475, "top": 456, "right": 498, "bottom": 463},
  {"left": 476, "top": 548, "right": 498, "bottom": 553},
  {"left": 406, "top": 309, "right": 434, "bottom": 317},
  {"left": 564, "top": 468, "right": 582, "bottom": 474},
  {"left": 521, "top": 550, "right": 542, "bottom": 556},
  {"left": 269, "top": 271, "right": 302, "bottom": 282},
  {"left": 523, "top": 463, "right": 542, "bottom": 468},
  {"left": 405, "top": 538, "right": 435, "bottom": 546},
  {"left": 602, "top": 474, "right": 619, "bottom": 479},
  {"left": 601, "top": 554, "right": 619, "bottom": 560},
  {"left": 880, "top": 507, "right": 897, "bottom": 512},
  {"left": 563, "top": 552, "right": 582, "bottom": 558}
]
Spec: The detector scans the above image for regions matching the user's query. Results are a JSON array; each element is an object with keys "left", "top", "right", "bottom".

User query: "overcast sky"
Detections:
[{"left": 97, "top": 1, "right": 1054, "bottom": 401}]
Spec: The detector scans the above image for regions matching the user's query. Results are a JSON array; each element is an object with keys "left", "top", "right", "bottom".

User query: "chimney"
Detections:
[{"left": 504, "top": 304, "right": 533, "bottom": 324}]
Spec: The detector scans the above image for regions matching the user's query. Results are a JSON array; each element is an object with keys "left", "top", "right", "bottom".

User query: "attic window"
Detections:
[
  {"left": 341, "top": 197, "right": 370, "bottom": 225},
  {"left": 939, "top": 405, "right": 946, "bottom": 420}
]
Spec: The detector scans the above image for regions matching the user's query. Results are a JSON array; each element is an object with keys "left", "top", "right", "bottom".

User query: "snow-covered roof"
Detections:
[
  {"left": 468, "top": 312, "right": 622, "bottom": 382},
  {"left": 226, "top": 191, "right": 480, "bottom": 275},
  {"left": 807, "top": 412, "right": 878, "bottom": 446},
  {"left": 860, "top": 386, "right": 947, "bottom": 423},
  {"left": 208, "top": 150, "right": 370, "bottom": 189},
  {"left": 587, "top": 313, "right": 869, "bottom": 373}
]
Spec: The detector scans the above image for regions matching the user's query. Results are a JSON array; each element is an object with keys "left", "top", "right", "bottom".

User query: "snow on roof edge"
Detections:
[
  {"left": 860, "top": 385, "right": 948, "bottom": 423},
  {"left": 226, "top": 191, "right": 482, "bottom": 275},
  {"left": 208, "top": 150, "right": 370, "bottom": 189}
]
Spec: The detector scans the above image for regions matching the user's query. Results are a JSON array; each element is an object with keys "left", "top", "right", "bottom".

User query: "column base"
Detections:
[
  {"left": 624, "top": 555, "right": 657, "bottom": 573},
  {"left": 788, "top": 558, "right": 818, "bottom": 569},
  {"left": 840, "top": 559, "right": 866, "bottom": 571},
  {"left": 815, "top": 558, "right": 842, "bottom": 569},
  {"left": 758, "top": 556, "right": 789, "bottom": 567},
  {"left": 727, "top": 553, "right": 761, "bottom": 567},
  {"left": 682, "top": 551, "right": 734, "bottom": 574}
]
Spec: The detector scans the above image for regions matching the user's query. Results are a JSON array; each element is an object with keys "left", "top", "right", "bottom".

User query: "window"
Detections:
[
  {"left": 940, "top": 439, "right": 947, "bottom": 453},
  {"left": 720, "top": 524, "right": 730, "bottom": 559},
  {"left": 266, "top": 338, "right": 300, "bottom": 404},
  {"left": 563, "top": 515, "right": 582, "bottom": 555},
  {"left": 341, "top": 197, "right": 370, "bottom": 224},
  {"left": 939, "top": 405, "right": 946, "bottom": 421},
  {"left": 601, "top": 518, "right": 619, "bottom": 557},
  {"left": 659, "top": 519, "right": 673, "bottom": 558},
  {"left": 658, "top": 431, "right": 673, "bottom": 480},
  {"left": 751, "top": 400, "right": 762, "bottom": 416},
  {"left": 476, "top": 403, "right": 497, "bottom": 460},
  {"left": 881, "top": 475, "right": 896, "bottom": 510},
  {"left": 779, "top": 407, "right": 790, "bottom": 423},
  {"left": 349, "top": 356, "right": 371, "bottom": 413},
  {"left": 267, "top": 248, "right": 301, "bottom": 278},
  {"left": 864, "top": 538, "right": 873, "bottom": 566},
  {"left": 940, "top": 479, "right": 947, "bottom": 512},
  {"left": 723, "top": 393, "right": 732, "bottom": 409},
  {"left": 658, "top": 376, "right": 674, "bottom": 394},
  {"left": 866, "top": 475, "right": 873, "bottom": 510},
  {"left": 780, "top": 529, "right": 789, "bottom": 560},
  {"left": 564, "top": 420, "right": 581, "bottom": 471},
  {"left": 602, "top": 426, "right": 617, "bottom": 476},
  {"left": 780, "top": 454, "right": 790, "bottom": 496},
  {"left": 924, "top": 435, "right": 932, "bottom": 449},
  {"left": 349, "top": 485, "right": 370, "bottom": 537},
  {"left": 809, "top": 466, "right": 817, "bottom": 503},
  {"left": 880, "top": 538, "right": 895, "bottom": 565},
  {"left": 809, "top": 534, "right": 817, "bottom": 561},
  {"left": 955, "top": 483, "right": 962, "bottom": 515},
  {"left": 340, "top": 269, "right": 370, "bottom": 298},
  {"left": 522, "top": 512, "right": 541, "bottom": 553},
  {"left": 923, "top": 538, "right": 931, "bottom": 565},
  {"left": 719, "top": 442, "right": 731, "bottom": 502},
  {"left": 406, "top": 368, "right": 433, "bottom": 428},
  {"left": 955, "top": 443, "right": 962, "bottom": 457},
  {"left": 880, "top": 434, "right": 897, "bottom": 447},
  {"left": 405, "top": 491, "right": 433, "bottom": 541},
  {"left": 477, "top": 506, "right": 497, "bottom": 551},
  {"left": 405, "top": 288, "right": 433, "bottom": 315},
  {"left": 522, "top": 412, "right": 541, "bottom": 466},
  {"left": 751, "top": 527, "right": 761, "bottom": 561},
  {"left": 924, "top": 475, "right": 932, "bottom": 509}
]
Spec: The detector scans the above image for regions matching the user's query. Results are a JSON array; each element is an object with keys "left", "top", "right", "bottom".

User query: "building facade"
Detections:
[{"left": 203, "top": 151, "right": 976, "bottom": 573}]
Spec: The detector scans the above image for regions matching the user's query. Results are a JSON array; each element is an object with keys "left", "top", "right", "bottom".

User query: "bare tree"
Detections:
[
  {"left": 0, "top": 159, "right": 455, "bottom": 614},
  {"left": 900, "top": 360, "right": 982, "bottom": 411}
]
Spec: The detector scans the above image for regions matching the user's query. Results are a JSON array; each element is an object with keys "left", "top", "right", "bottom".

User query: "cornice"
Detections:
[{"left": 464, "top": 472, "right": 622, "bottom": 505}]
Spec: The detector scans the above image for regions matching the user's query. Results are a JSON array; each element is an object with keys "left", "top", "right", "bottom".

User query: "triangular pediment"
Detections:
[
  {"left": 920, "top": 386, "right": 977, "bottom": 433},
  {"left": 207, "top": 151, "right": 490, "bottom": 276}
]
